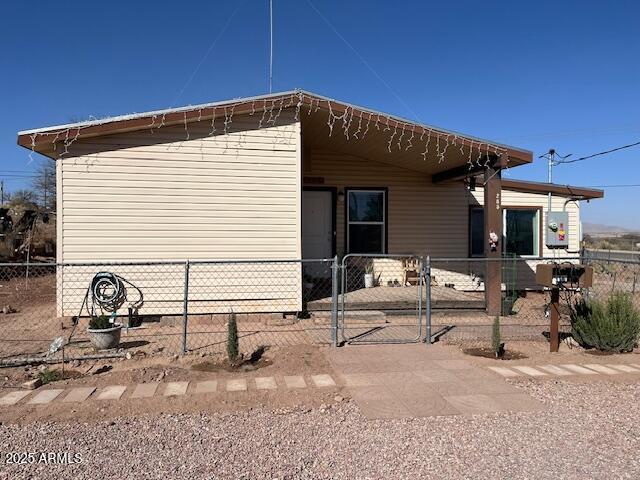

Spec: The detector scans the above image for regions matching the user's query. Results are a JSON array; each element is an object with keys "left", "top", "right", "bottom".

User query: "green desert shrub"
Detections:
[
  {"left": 570, "top": 293, "right": 640, "bottom": 353},
  {"left": 227, "top": 311, "right": 239, "bottom": 363},
  {"left": 88, "top": 314, "right": 113, "bottom": 330},
  {"left": 491, "top": 315, "right": 502, "bottom": 357}
]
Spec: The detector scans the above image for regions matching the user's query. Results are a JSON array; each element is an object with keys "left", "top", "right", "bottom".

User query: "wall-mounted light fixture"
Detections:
[{"left": 337, "top": 190, "right": 345, "bottom": 203}]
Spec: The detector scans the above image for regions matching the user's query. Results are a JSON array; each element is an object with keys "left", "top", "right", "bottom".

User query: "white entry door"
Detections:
[{"left": 302, "top": 190, "right": 333, "bottom": 276}]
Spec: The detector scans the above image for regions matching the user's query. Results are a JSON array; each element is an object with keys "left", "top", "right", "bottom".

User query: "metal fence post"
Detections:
[
  {"left": 424, "top": 255, "right": 432, "bottom": 344},
  {"left": 330, "top": 255, "right": 339, "bottom": 347},
  {"left": 182, "top": 260, "right": 190, "bottom": 354}
]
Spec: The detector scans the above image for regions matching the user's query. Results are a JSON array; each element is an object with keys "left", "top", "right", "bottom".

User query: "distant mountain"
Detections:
[{"left": 583, "top": 222, "right": 639, "bottom": 235}]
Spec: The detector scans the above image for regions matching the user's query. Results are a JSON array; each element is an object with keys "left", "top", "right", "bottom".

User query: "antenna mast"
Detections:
[{"left": 269, "top": 0, "right": 273, "bottom": 93}]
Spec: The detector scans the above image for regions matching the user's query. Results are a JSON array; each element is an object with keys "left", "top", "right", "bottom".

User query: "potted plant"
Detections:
[
  {"left": 87, "top": 314, "right": 122, "bottom": 350},
  {"left": 364, "top": 263, "right": 375, "bottom": 288}
]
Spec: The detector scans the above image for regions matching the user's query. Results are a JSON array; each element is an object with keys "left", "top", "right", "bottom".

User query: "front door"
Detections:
[{"left": 302, "top": 189, "right": 334, "bottom": 277}]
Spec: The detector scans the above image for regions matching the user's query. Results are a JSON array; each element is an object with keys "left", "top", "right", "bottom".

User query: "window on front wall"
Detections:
[
  {"left": 469, "top": 207, "right": 485, "bottom": 257},
  {"left": 347, "top": 189, "right": 386, "bottom": 254},
  {"left": 504, "top": 209, "right": 540, "bottom": 256}
]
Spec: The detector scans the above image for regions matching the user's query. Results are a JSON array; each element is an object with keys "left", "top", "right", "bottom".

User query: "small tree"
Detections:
[
  {"left": 227, "top": 311, "right": 239, "bottom": 363},
  {"left": 492, "top": 315, "right": 503, "bottom": 358}
]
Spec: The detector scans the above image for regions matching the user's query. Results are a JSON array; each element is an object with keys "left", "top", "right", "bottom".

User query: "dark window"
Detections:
[
  {"left": 505, "top": 209, "right": 540, "bottom": 256},
  {"left": 347, "top": 190, "right": 385, "bottom": 254},
  {"left": 469, "top": 207, "right": 484, "bottom": 256}
]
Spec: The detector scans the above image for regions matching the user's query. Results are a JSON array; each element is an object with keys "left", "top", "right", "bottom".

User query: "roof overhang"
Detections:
[
  {"left": 17, "top": 89, "right": 533, "bottom": 173},
  {"left": 501, "top": 178, "right": 604, "bottom": 200}
]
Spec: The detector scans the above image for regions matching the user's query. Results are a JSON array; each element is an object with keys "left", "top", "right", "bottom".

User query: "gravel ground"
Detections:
[{"left": 1, "top": 379, "right": 639, "bottom": 479}]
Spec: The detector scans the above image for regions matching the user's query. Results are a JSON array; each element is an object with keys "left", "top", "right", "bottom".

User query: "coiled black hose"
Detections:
[{"left": 68, "top": 272, "right": 143, "bottom": 342}]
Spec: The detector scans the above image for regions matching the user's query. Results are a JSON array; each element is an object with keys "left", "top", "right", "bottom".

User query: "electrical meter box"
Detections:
[
  {"left": 546, "top": 211, "right": 569, "bottom": 248},
  {"left": 536, "top": 263, "right": 593, "bottom": 288}
]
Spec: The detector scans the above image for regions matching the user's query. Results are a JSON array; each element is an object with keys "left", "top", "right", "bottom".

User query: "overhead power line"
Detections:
[
  {"left": 556, "top": 140, "right": 640, "bottom": 164},
  {"left": 586, "top": 184, "right": 640, "bottom": 188}
]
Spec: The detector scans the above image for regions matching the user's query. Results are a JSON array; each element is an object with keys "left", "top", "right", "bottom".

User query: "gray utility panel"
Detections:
[{"left": 546, "top": 211, "right": 569, "bottom": 248}]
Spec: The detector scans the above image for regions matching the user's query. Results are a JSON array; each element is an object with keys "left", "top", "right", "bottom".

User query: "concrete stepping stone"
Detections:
[
  {"left": 195, "top": 381, "right": 218, "bottom": 394},
  {"left": 284, "top": 375, "right": 307, "bottom": 389},
  {"left": 560, "top": 364, "right": 598, "bottom": 375},
  {"left": 608, "top": 364, "right": 640, "bottom": 373},
  {"left": 255, "top": 377, "right": 277, "bottom": 390},
  {"left": 163, "top": 382, "right": 189, "bottom": 396},
  {"left": 487, "top": 366, "right": 520, "bottom": 377},
  {"left": 63, "top": 387, "right": 96, "bottom": 403},
  {"left": 311, "top": 374, "right": 336, "bottom": 387},
  {"left": 0, "top": 390, "right": 31, "bottom": 406},
  {"left": 539, "top": 365, "right": 572, "bottom": 376},
  {"left": 28, "top": 389, "right": 64, "bottom": 405},
  {"left": 584, "top": 364, "right": 620, "bottom": 375},
  {"left": 513, "top": 366, "right": 548, "bottom": 377},
  {"left": 97, "top": 386, "right": 127, "bottom": 400},
  {"left": 131, "top": 383, "right": 158, "bottom": 399},
  {"left": 226, "top": 379, "right": 247, "bottom": 392}
]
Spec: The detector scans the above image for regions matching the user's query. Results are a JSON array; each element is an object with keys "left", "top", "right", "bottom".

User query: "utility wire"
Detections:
[
  {"left": 170, "top": 0, "right": 247, "bottom": 107},
  {"left": 556, "top": 140, "right": 640, "bottom": 164},
  {"left": 586, "top": 184, "right": 640, "bottom": 188},
  {"left": 306, "top": 0, "right": 422, "bottom": 122}
]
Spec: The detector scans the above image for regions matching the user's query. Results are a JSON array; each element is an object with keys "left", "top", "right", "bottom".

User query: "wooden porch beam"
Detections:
[
  {"left": 431, "top": 154, "right": 504, "bottom": 184},
  {"left": 484, "top": 160, "right": 503, "bottom": 316}
]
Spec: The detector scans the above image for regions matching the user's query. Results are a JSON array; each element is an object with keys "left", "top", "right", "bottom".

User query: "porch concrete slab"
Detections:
[
  {"left": 487, "top": 366, "right": 521, "bottom": 378},
  {"left": 539, "top": 365, "right": 573, "bottom": 376},
  {"left": 413, "top": 368, "right": 461, "bottom": 383},
  {"left": 131, "top": 383, "right": 158, "bottom": 399},
  {"left": 284, "top": 376, "right": 307, "bottom": 389},
  {"left": 425, "top": 381, "right": 474, "bottom": 397},
  {"left": 340, "top": 373, "right": 378, "bottom": 387},
  {"left": 443, "top": 394, "right": 503, "bottom": 415},
  {"left": 489, "top": 393, "right": 544, "bottom": 412},
  {"left": 311, "top": 374, "right": 336, "bottom": 387},
  {"left": 194, "top": 381, "right": 218, "bottom": 394},
  {"left": 96, "top": 386, "right": 127, "bottom": 400},
  {"left": 28, "top": 389, "right": 64, "bottom": 405},
  {"left": 584, "top": 364, "right": 621, "bottom": 375},
  {"left": 254, "top": 377, "right": 278, "bottom": 390},
  {"left": 560, "top": 364, "right": 598, "bottom": 375},
  {"left": 434, "top": 359, "right": 474, "bottom": 370},
  {"left": 0, "top": 390, "right": 31, "bottom": 406},
  {"left": 226, "top": 379, "right": 247, "bottom": 392},
  {"left": 401, "top": 391, "right": 462, "bottom": 417},
  {"left": 324, "top": 344, "right": 542, "bottom": 419},
  {"left": 512, "top": 366, "right": 548, "bottom": 377},
  {"left": 62, "top": 387, "right": 95, "bottom": 403},
  {"left": 609, "top": 364, "right": 640, "bottom": 373}
]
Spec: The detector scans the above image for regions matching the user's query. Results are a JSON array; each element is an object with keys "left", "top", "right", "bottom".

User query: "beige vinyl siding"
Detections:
[
  {"left": 305, "top": 151, "right": 469, "bottom": 258},
  {"left": 58, "top": 112, "right": 302, "bottom": 316}
]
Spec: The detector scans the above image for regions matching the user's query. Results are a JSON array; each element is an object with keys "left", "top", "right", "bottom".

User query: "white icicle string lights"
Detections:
[{"left": 23, "top": 90, "right": 509, "bottom": 172}]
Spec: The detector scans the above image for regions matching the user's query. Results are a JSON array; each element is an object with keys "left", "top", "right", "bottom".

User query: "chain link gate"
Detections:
[{"left": 339, "top": 254, "right": 428, "bottom": 344}]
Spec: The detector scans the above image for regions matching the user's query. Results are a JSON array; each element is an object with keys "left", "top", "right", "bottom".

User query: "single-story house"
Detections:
[{"left": 17, "top": 90, "right": 603, "bottom": 317}]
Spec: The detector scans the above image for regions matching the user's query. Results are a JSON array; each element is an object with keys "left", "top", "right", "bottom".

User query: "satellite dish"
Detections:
[{"left": 48, "top": 336, "right": 65, "bottom": 355}]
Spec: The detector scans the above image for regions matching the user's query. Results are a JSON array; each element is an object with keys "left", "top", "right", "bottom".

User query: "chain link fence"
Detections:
[
  {"left": 1, "top": 255, "right": 638, "bottom": 363},
  {"left": 0, "top": 259, "right": 336, "bottom": 365}
]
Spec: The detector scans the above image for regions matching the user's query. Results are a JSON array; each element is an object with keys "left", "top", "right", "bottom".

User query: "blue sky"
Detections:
[{"left": 1, "top": 0, "right": 639, "bottom": 228}]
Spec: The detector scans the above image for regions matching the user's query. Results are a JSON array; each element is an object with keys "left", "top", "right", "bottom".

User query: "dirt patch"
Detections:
[
  {"left": 463, "top": 347, "right": 528, "bottom": 360},
  {"left": 0, "top": 344, "right": 346, "bottom": 425},
  {"left": 584, "top": 349, "right": 619, "bottom": 356},
  {"left": 192, "top": 345, "right": 273, "bottom": 372}
]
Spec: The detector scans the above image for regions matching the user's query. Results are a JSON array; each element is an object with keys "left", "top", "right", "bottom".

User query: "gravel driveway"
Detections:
[{"left": 1, "top": 379, "right": 639, "bottom": 479}]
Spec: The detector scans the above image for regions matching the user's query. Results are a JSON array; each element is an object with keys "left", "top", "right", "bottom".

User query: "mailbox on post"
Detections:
[{"left": 536, "top": 262, "right": 593, "bottom": 353}]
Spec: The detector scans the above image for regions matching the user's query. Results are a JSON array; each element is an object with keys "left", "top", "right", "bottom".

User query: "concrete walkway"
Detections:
[{"left": 324, "top": 344, "right": 543, "bottom": 419}]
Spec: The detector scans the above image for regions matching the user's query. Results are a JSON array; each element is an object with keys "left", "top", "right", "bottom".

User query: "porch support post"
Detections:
[{"left": 484, "top": 156, "right": 503, "bottom": 316}]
